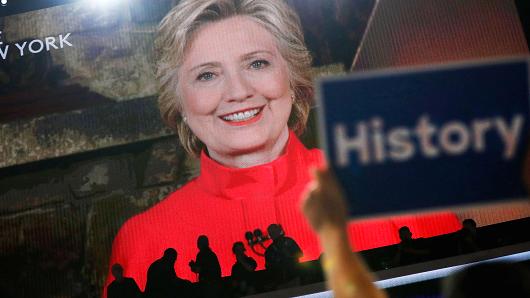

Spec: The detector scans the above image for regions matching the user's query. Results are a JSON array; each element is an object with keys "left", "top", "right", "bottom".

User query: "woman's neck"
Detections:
[{"left": 207, "top": 128, "right": 290, "bottom": 168}]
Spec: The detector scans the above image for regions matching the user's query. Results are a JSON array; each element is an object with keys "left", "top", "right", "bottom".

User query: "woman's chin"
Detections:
[
  {"left": 222, "top": 138, "right": 271, "bottom": 155},
  {"left": 207, "top": 131, "right": 287, "bottom": 165}
]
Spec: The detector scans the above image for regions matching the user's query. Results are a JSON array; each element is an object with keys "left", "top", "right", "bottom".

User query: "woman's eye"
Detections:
[
  {"left": 197, "top": 72, "right": 215, "bottom": 81},
  {"left": 250, "top": 60, "right": 269, "bottom": 69}
]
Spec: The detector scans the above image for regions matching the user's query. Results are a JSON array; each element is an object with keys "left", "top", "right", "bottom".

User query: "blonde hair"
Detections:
[{"left": 156, "top": 0, "right": 313, "bottom": 157}]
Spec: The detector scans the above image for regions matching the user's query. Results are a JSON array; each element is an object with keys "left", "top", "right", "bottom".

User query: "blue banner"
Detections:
[{"left": 318, "top": 59, "right": 530, "bottom": 217}]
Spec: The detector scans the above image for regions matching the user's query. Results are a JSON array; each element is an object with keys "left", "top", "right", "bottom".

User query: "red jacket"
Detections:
[{"left": 104, "top": 131, "right": 461, "bottom": 294}]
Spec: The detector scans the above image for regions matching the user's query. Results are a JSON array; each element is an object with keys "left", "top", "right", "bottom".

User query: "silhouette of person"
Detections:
[
  {"left": 107, "top": 263, "right": 141, "bottom": 298},
  {"left": 456, "top": 218, "right": 479, "bottom": 254},
  {"left": 189, "top": 235, "right": 222, "bottom": 282},
  {"left": 399, "top": 226, "right": 413, "bottom": 241},
  {"left": 264, "top": 224, "right": 303, "bottom": 285},
  {"left": 394, "top": 226, "right": 429, "bottom": 265},
  {"left": 144, "top": 248, "right": 192, "bottom": 298},
  {"left": 231, "top": 241, "right": 257, "bottom": 296},
  {"left": 189, "top": 235, "right": 222, "bottom": 297}
]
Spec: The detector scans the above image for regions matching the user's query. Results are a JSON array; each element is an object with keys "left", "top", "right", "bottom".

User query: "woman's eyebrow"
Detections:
[
  {"left": 189, "top": 62, "right": 220, "bottom": 72},
  {"left": 241, "top": 50, "right": 273, "bottom": 59},
  {"left": 187, "top": 50, "right": 274, "bottom": 72}
]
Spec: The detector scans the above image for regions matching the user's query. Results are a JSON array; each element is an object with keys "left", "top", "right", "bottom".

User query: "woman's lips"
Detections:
[{"left": 219, "top": 106, "right": 264, "bottom": 126}]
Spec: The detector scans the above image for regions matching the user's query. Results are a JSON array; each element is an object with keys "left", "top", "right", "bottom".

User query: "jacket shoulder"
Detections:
[{"left": 112, "top": 178, "right": 201, "bottom": 245}]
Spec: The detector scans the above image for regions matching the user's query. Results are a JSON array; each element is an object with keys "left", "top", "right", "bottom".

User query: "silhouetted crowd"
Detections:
[
  {"left": 107, "top": 223, "right": 305, "bottom": 298},
  {"left": 108, "top": 217, "right": 530, "bottom": 298}
]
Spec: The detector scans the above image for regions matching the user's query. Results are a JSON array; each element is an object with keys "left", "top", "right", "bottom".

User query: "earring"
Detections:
[
  {"left": 291, "top": 94, "right": 295, "bottom": 104},
  {"left": 183, "top": 116, "right": 187, "bottom": 123}
]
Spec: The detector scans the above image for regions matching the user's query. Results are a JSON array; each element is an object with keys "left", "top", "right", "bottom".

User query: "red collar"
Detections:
[{"left": 196, "top": 131, "right": 312, "bottom": 200}]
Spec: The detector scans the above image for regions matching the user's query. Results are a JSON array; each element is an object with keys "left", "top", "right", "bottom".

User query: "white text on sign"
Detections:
[{"left": 334, "top": 114, "right": 525, "bottom": 167}]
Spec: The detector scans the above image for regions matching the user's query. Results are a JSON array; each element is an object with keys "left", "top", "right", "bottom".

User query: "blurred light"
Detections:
[
  {"left": 85, "top": 0, "right": 124, "bottom": 10},
  {"left": 1, "top": 0, "right": 7, "bottom": 7},
  {"left": 373, "top": 250, "right": 530, "bottom": 289},
  {"left": 294, "top": 249, "right": 530, "bottom": 298}
]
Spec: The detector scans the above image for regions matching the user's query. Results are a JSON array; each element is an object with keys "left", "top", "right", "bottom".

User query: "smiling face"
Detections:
[{"left": 178, "top": 16, "right": 293, "bottom": 166}]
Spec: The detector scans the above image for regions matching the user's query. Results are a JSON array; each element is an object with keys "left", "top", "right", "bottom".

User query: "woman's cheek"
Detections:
[
  {"left": 182, "top": 88, "right": 220, "bottom": 116},
  {"left": 254, "top": 74, "right": 290, "bottom": 100}
]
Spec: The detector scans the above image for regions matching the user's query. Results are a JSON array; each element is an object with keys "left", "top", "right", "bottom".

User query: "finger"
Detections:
[
  {"left": 306, "top": 179, "right": 319, "bottom": 194},
  {"left": 315, "top": 168, "right": 334, "bottom": 188},
  {"left": 307, "top": 167, "right": 324, "bottom": 193},
  {"left": 314, "top": 167, "right": 326, "bottom": 182}
]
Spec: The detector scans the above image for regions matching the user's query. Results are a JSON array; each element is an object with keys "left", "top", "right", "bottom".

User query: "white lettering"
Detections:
[
  {"left": 371, "top": 118, "right": 386, "bottom": 163},
  {"left": 15, "top": 41, "right": 27, "bottom": 56},
  {"left": 415, "top": 115, "right": 439, "bottom": 158},
  {"left": 29, "top": 39, "right": 44, "bottom": 53},
  {"left": 0, "top": 45, "right": 8, "bottom": 60},
  {"left": 333, "top": 114, "right": 525, "bottom": 166},
  {"left": 471, "top": 119, "right": 492, "bottom": 153},
  {"left": 335, "top": 123, "right": 370, "bottom": 167},
  {"left": 388, "top": 128, "right": 414, "bottom": 161},
  {"left": 4, "top": 33, "right": 73, "bottom": 59},
  {"left": 45, "top": 36, "right": 58, "bottom": 51},
  {"left": 59, "top": 33, "right": 72, "bottom": 48},
  {"left": 495, "top": 114, "right": 524, "bottom": 160},
  {"left": 439, "top": 121, "right": 471, "bottom": 155}
]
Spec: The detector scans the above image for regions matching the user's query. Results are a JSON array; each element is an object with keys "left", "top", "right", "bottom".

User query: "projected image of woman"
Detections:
[{"left": 105, "top": 0, "right": 461, "bottom": 291}]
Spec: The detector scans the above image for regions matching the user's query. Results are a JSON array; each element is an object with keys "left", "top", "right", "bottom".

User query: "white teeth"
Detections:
[{"left": 222, "top": 108, "right": 260, "bottom": 122}]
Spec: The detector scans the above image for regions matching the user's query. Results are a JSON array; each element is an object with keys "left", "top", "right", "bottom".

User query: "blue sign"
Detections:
[{"left": 317, "top": 59, "right": 530, "bottom": 217}]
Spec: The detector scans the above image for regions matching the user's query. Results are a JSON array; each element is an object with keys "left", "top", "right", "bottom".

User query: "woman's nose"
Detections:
[{"left": 224, "top": 70, "right": 253, "bottom": 102}]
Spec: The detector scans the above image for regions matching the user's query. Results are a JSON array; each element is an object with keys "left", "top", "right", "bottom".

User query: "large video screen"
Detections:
[{"left": 1, "top": 1, "right": 529, "bottom": 298}]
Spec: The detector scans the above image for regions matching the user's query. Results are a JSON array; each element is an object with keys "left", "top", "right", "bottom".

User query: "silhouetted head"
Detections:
[
  {"left": 163, "top": 248, "right": 178, "bottom": 263},
  {"left": 462, "top": 218, "right": 477, "bottom": 231},
  {"left": 442, "top": 262, "right": 530, "bottom": 298},
  {"left": 232, "top": 241, "right": 246, "bottom": 256},
  {"left": 267, "top": 224, "right": 283, "bottom": 241},
  {"left": 111, "top": 263, "right": 124, "bottom": 280},
  {"left": 399, "top": 226, "right": 412, "bottom": 241},
  {"left": 197, "top": 235, "right": 209, "bottom": 250}
]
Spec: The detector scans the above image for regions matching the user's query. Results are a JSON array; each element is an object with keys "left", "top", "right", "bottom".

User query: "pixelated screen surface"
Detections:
[{"left": 1, "top": 1, "right": 529, "bottom": 297}]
